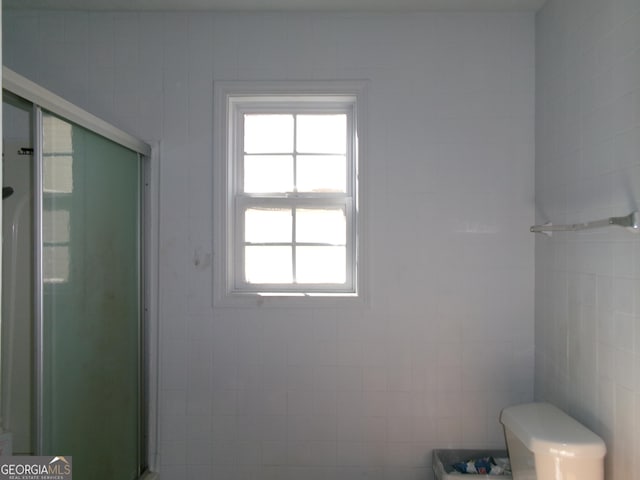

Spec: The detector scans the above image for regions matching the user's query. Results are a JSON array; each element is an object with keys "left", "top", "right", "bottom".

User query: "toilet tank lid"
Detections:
[{"left": 500, "top": 403, "right": 606, "bottom": 459}]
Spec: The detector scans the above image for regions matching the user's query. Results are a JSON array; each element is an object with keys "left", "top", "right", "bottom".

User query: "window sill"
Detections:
[{"left": 213, "top": 289, "right": 366, "bottom": 309}]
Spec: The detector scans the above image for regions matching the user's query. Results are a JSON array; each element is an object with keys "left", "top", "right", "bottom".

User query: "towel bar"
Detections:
[{"left": 531, "top": 211, "right": 639, "bottom": 236}]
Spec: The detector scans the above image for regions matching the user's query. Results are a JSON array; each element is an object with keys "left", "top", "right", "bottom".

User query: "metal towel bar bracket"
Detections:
[{"left": 531, "top": 211, "right": 640, "bottom": 236}]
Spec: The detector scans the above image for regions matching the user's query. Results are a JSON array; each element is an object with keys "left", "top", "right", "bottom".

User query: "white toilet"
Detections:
[{"left": 500, "top": 402, "right": 606, "bottom": 480}]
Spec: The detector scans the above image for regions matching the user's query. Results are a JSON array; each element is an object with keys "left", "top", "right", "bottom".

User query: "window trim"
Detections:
[{"left": 213, "top": 80, "right": 367, "bottom": 306}]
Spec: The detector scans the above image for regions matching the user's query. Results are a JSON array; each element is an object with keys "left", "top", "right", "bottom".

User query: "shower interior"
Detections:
[
  {"left": 2, "top": 92, "right": 33, "bottom": 455},
  {"left": 1, "top": 70, "right": 153, "bottom": 479}
]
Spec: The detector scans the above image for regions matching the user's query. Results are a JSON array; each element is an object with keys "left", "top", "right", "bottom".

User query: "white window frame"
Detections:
[{"left": 213, "top": 80, "right": 367, "bottom": 305}]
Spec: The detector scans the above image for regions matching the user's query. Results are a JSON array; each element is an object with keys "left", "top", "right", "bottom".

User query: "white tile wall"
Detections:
[
  {"left": 535, "top": 0, "right": 640, "bottom": 478},
  {"left": 3, "top": 11, "right": 535, "bottom": 479}
]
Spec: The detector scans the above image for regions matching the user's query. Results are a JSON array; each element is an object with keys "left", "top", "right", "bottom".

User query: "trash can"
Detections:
[{"left": 432, "top": 449, "right": 512, "bottom": 479}]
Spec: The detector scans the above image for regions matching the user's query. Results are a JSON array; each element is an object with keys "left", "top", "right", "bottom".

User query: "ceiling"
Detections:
[{"left": 3, "top": 0, "right": 547, "bottom": 12}]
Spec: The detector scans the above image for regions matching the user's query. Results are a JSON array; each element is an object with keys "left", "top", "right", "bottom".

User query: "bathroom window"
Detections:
[{"left": 214, "top": 81, "right": 366, "bottom": 301}]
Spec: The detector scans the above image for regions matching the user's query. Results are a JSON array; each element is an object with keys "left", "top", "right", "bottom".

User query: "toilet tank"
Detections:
[{"left": 500, "top": 403, "right": 606, "bottom": 480}]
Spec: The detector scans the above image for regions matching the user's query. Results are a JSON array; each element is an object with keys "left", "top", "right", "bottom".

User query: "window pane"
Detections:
[
  {"left": 43, "top": 156, "right": 73, "bottom": 193},
  {"left": 43, "top": 209, "right": 70, "bottom": 243},
  {"left": 43, "top": 246, "right": 69, "bottom": 283},
  {"left": 245, "top": 208, "right": 292, "bottom": 243},
  {"left": 42, "top": 115, "right": 73, "bottom": 154},
  {"left": 296, "top": 115, "right": 346, "bottom": 154},
  {"left": 296, "top": 247, "right": 346, "bottom": 284},
  {"left": 245, "top": 246, "right": 292, "bottom": 283},
  {"left": 244, "top": 114, "right": 293, "bottom": 154},
  {"left": 296, "top": 208, "right": 346, "bottom": 244},
  {"left": 297, "top": 155, "right": 346, "bottom": 193},
  {"left": 244, "top": 155, "right": 293, "bottom": 193}
]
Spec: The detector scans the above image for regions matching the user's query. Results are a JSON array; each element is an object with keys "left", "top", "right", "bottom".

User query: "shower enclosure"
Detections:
[{"left": 2, "top": 68, "right": 154, "bottom": 479}]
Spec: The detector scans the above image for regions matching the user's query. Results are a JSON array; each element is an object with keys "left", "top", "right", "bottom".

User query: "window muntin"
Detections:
[{"left": 224, "top": 94, "right": 360, "bottom": 296}]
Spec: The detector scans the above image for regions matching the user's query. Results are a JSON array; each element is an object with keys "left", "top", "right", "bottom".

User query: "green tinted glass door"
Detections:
[{"left": 40, "top": 111, "right": 141, "bottom": 479}]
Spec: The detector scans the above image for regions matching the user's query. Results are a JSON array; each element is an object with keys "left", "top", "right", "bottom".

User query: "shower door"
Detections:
[{"left": 38, "top": 110, "right": 143, "bottom": 479}]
